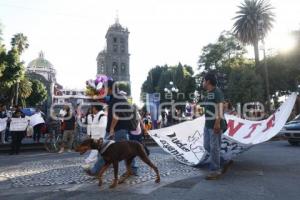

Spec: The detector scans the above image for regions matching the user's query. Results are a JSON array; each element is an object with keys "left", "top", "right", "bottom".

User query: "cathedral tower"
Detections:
[{"left": 97, "top": 17, "right": 130, "bottom": 82}]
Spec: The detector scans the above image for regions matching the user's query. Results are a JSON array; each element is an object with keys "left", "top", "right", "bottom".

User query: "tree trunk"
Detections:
[{"left": 254, "top": 40, "right": 260, "bottom": 68}]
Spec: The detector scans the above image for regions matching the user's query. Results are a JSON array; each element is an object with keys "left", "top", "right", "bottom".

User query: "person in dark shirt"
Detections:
[
  {"left": 202, "top": 73, "right": 230, "bottom": 180},
  {"left": 10, "top": 109, "right": 27, "bottom": 155},
  {"left": 105, "top": 80, "right": 132, "bottom": 140},
  {"left": 88, "top": 80, "right": 135, "bottom": 176},
  {"left": 59, "top": 106, "right": 75, "bottom": 153}
]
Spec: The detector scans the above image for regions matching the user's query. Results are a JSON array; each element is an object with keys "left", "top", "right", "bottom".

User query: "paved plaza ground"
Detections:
[{"left": 0, "top": 141, "right": 299, "bottom": 200}]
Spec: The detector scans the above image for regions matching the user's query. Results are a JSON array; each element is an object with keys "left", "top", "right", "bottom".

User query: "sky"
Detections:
[{"left": 0, "top": 0, "right": 299, "bottom": 105}]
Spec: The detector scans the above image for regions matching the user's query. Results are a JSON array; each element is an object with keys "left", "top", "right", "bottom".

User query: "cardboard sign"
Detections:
[{"left": 10, "top": 118, "right": 29, "bottom": 131}]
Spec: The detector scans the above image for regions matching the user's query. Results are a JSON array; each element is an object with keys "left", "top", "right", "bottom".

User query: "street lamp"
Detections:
[
  {"left": 164, "top": 81, "right": 179, "bottom": 100},
  {"left": 15, "top": 80, "right": 20, "bottom": 106},
  {"left": 258, "top": 19, "right": 271, "bottom": 112}
]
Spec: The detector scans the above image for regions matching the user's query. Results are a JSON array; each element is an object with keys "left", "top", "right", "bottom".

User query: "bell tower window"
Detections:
[
  {"left": 113, "top": 45, "right": 118, "bottom": 53},
  {"left": 112, "top": 62, "right": 118, "bottom": 74},
  {"left": 121, "top": 63, "right": 126, "bottom": 72}
]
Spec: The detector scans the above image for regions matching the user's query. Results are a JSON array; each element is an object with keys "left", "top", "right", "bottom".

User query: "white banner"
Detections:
[
  {"left": 0, "top": 118, "right": 7, "bottom": 132},
  {"left": 149, "top": 93, "right": 297, "bottom": 166},
  {"left": 10, "top": 118, "right": 29, "bottom": 132},
  {"left": 29, "top": 113, "right": 45, "bottom": 127}
]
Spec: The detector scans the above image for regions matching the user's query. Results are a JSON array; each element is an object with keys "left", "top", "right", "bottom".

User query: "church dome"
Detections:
[{"left": 27, "top": 51, "right": 54, "bottom": 69}]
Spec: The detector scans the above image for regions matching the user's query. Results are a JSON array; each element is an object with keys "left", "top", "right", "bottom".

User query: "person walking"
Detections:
[
  {"left": 128, "top": 104, "right": 149, "bottom": 175},
  {"left": 88, "top": 80, "right": 135, "bottom": 176},
  {"left": 58, "top": 106, "right": 76, "bottom": 153},
  {"left": 202, "top": 73, "right": 231, "bottom": 180},
  {"left": 84, "top": 105, "right": 108, "bottom": 173}
]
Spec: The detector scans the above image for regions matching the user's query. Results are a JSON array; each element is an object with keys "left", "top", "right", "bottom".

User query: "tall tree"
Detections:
[
  {"left": 11, "top": 33, "right": 29, "bottom": 55},
  {"left": 26, "top": 79, "right": 47, "bottom": 107},
  {"left": 198, "top": 31, "right": 246, "bottom": 71},
  {"left": 227, "top": 65, "right": 264, "bottom": 105},
  {"left": 233, "top": 0, "right": 275, "bottom": 67},
  {"left": 18, "top": 77, "right": 33, "bottom": 106},
  {"left": 141, "top": 64, "right": 196, "bottom": 103}
]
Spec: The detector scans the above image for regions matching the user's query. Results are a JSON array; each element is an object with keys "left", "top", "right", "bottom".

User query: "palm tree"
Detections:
[
  {"left": 233, "top": 0, "right": 275, "bottom": 67},
  {"left": 11, "top": 33, "right": 29, "bottom": 55}
]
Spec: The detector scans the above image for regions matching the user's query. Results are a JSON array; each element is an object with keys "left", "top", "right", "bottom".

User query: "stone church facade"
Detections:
[{"left": 96, "top": 18, "right": 130, "bottom": 83}]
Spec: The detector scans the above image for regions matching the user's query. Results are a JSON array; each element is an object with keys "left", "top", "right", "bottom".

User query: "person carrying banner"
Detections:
[
  {"left": 202, "top": 73, "right": 232, "bottom": 180},
  {"left": 31, "top": 107, "right": 45, "bottom": 143},
  {"left": 10, "top": 109, "right": 28, "bottom": 155}
]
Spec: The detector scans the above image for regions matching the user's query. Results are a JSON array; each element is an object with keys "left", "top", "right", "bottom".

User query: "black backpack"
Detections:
[{"left": 128, "top": 105, "right": 139, "bottom": 131}]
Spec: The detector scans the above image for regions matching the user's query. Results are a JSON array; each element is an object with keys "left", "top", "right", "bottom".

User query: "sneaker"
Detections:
[
  {"left": 58, "top": 148, "right": 64, "bottom": 154},
  {"left": 205, "top": 171, "right": 222, "bottom": 180},
  {"left": 67, "top": 149, "right": 72, "bottom": 153},
  {"left": 84, "top": 169, "right": 95, "bottom": 177}
]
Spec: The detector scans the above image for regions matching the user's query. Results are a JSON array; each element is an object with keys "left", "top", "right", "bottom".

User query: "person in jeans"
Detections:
[
  {"left": 88, "top": 80, "right": 132, "bottom": 176},
  {"left": 128, "top": 104, "right": 148, "bottom": 175},
  {"left": 59, "top": 106, "right": 75, "bottom": 153},
  {"left": 202, "top": 73, "right": 231, "bottom": 180},
  {"left": 83, "top": 105, "right": 107, "bottom": 170}
]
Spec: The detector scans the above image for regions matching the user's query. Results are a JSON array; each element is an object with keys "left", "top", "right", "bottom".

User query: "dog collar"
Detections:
[{"left": 99, "top": 140, "right": 115, "bottom": 154}]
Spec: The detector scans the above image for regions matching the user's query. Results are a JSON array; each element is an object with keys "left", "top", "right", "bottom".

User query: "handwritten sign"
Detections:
[
  {"left": 0, "top": 118, "right": 7, "bottom": 132},
  {"left": 10, "top": 118, "right": 29, "bottom": 131}
]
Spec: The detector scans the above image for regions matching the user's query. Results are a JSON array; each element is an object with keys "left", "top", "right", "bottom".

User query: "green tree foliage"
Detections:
[
  {"left": 0, "top": 44, "right": 6, "bottom": 78},
  {"left": 197, "top": 31, "right": 265, "bottom": 104},
  {"left": 227, "top": 65, "right": 264, "bottom": 104},
  {"left": 198, "top": 31, "right": 246, "bottom": 71},
  {"left": 264, "top": 29, "right": 300, "bottom": 99},
  {"left": 11, "top": 33, "right": 29, "bottom": 54},
  {"left": 0, "top": 32, "right": 30, "bottom": 105},
  {"left": 0, "top": 48, "right": 25, "bottom": 88},
  {"left": 233, "top": 0, "right": 275, "bottom": 67},
  {"left": 141, "top": 63, "right": 196, "bottom": 103},
  {"left": 117, "top": 81, "right": 131, "bottom": 95},
  {"left": 26, "top": 79, "right": 47, "bottom": 107}
]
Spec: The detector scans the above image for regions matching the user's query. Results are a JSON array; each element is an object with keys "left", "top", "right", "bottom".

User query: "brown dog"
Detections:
[{"left": 75, "top": 138, "right": 160, "bottom": 188}]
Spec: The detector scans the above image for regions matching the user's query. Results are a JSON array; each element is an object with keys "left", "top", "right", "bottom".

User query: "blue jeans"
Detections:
[
  {"left": 129, "top": 133, "right": 142, "bottom": 174},
  {"left": 90, "top": 129, "right": 129, "bottom": 175},
  {"left": 203, "top": 127, "right": 222, "bottom": 172}
]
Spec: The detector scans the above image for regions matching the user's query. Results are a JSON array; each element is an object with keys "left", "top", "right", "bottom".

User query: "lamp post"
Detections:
[
  {"left": 164, "top": 81, "right": 179, "bottom": 106},
  {"left": 258, "top": 19, "right": 271, "bottom": 112},
  {"left": 164, "top": 81, "right": 179, "bottom": 100},
  {"left": 15, "top": 80, "right": 20, "bottom": 106}
]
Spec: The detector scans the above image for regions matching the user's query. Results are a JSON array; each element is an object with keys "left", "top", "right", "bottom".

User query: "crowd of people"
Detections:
[
  {"left": 0, "top": 104, "right": 46, "bottom": 154},
  {"left": 74, "top": 80, "right": 150, "bottom": 176},
  {"left": 0, "top": 73, "right": 261, "bottom": 180}
]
